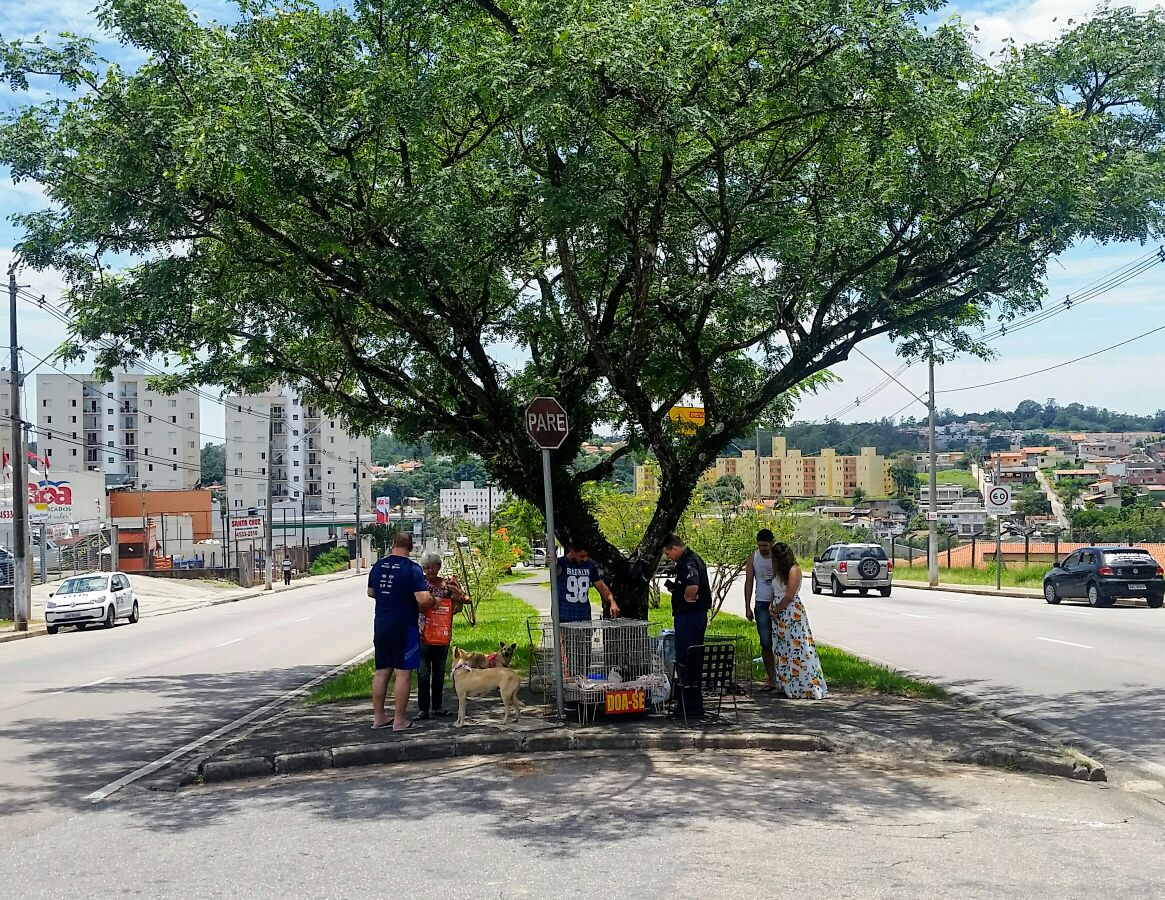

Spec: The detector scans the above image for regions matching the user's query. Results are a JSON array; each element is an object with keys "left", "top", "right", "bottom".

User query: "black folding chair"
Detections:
[{"left": 670, "top": 642, "right": 738, "bottom": 725}]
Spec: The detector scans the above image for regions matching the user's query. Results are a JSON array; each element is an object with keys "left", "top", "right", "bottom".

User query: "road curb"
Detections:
[
  {"left": 197, "top": 730, "right": 835, "bottom": 786},
  {"left": 894, "top": 581, "right": 1041, "bottom": 599},
  {"left": 0, "top": 569, "right": 364, "bottom": 645}
]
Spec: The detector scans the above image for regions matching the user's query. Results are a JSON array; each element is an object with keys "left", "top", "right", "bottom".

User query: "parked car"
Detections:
[
  {"left": 811, "top": 543, "right": 893, "bottom": 597},
  {"left": 532, "top": 547, "right": 548, "bottom": 567},
  {"left": 1043, "top": 547, "right": 1164, "bottom": 608},
  {"left": 44, "top": 572, "right": 139, "bottom": 634}
]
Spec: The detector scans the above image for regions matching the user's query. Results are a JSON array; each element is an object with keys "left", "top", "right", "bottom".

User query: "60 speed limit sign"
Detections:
[{"left": 986, "top": 485, "right": 1012, "bottom": 515}]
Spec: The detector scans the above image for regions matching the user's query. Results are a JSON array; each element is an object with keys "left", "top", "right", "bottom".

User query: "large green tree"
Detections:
[{"left": 4, "top": 0, "right": 1165, "bottom": 617}]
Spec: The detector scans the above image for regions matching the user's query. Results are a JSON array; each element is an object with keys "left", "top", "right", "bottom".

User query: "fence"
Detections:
[{"left": 885, "top": 534, "right": 1165, "bottom": 569}]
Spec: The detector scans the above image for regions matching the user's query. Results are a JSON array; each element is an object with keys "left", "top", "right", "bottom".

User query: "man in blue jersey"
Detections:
[
  {"left": 556, "top": 542, "right": 619, "bottom": 679},
  {"left": 367, "top": 531, "right": 434, "bottom": 731}
]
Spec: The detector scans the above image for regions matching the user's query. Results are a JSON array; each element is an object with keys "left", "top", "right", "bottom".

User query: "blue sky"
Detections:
[{"left": 0, "top": 0, "right": 1162, "bottom": 442}]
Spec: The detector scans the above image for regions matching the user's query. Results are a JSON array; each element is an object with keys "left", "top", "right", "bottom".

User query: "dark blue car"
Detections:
[{"left": 1043, "top": 546, "right": 1164, "bottom": 608}]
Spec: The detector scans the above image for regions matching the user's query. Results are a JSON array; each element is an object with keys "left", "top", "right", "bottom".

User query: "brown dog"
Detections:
[
  {"left": 452, "top": 641, "right": 516, "bottom": 670},
  {"left": 452, "top": 645, "right": 523, "bottom": 726}
]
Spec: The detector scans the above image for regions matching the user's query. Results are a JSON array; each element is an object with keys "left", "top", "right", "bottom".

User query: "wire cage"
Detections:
[{"left": 527, "top": 616, "right": 670, "bottom": 720}]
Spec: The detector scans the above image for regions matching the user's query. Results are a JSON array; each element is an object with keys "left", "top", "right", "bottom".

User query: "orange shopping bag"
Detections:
[{"left": 421, "top": 598, "right": 454, "bottom": 646}]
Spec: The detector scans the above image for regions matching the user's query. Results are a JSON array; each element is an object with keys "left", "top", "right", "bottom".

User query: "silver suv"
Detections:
[{"left": 811, "top": 543, "right": 892, "bottom": 597}]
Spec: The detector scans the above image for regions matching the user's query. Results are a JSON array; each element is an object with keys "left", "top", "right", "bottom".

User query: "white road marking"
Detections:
[
  {"left": 80, "top": 676, "right": 111, "bottom": 688},
  {"left": 1037, "top": 637, "right": 1093, "bottom": 650},
  {"left": 900, "top": 613, "right": 933, "bottom": 619},
  {"left": 823, "top": 598, "right": 847, "bottom": 604},
  {"left": 84, "top": 647, "right": 373, "bottom": 803},
  {"left": 214, "top": 637, "right": 244, "bottom": 648},
  {"left": 293, "top": 616, "right": 312, "bottom": 623},
  {"left": 945, "top": 598, "right": 969, "bottom": 604},
  {"left": 1058, "top": 609, "right": 1095, "bottom": 617}
]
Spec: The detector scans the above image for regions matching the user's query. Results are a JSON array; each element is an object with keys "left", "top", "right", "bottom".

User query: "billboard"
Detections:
[
  {"left": 230, "top": 515, "right": 264, "bottom": 541},
  {"left": 0, "top": 471, "right": 107, "bottom": 526},
  {"left": 376, "top": 496, "right": 391, "bottom": 524}
]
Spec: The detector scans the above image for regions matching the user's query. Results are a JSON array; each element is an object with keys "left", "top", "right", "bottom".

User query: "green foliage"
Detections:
[
  {"left": 199, "top": 442, "right": 225, "bottom": 485},
  {"left": 938, "top": 400, "right": 1165, "bottom": 434},
  {"left": 360, "top": 522, "right": 399, "bottom": 557},
  {"left": 1070, "top": 505, "right": 1165, "bottom": 542},
  {"left": 889, "top": 453, "right": 917, "bottom": 499},
  {"left": 1012, "top": 485, "right": 1052, "bottom": 521},
  {"left": 310, "top": 546, "right": 349, "bottom": 575},
  {"left": 494, "top": 497, "right": 545, "bottom": 542},
  {"left": 5, "top": 0, "right": 1165, "bottom": 583},
  {"left": 446, "top": 523, "right": 524, "bottom": 626},
  {"left": 916, "top": 469, "right": 980, "bottom": 494}
]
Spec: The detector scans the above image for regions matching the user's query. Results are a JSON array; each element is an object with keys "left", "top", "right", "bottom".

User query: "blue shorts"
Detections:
[
  {"left": 754, "top": 603, "right": 773, "bottom": 652},
  {"left": 374, "top": 623, "right": 421, "bottom": 671}
]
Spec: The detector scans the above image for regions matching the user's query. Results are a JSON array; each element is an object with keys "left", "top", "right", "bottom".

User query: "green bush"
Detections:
[{"left": 309, "top": 546, "right": 350, "bottom": 575}]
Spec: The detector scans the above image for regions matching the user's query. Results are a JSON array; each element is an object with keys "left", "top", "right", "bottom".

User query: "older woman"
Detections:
[{"left": 416, "top": 551, "right": 468, "bottom": 720}]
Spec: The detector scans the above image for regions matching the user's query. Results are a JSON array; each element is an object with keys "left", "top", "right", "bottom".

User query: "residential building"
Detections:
[
  {"left": 439, "top": 481, "right": 508, "bottom": 527},
  {"left": 636, "top": 438, "right": 893, "bottom": 500},
  {"left": 913, "top": 451, "right": 964, "bottom": 472},
  {"left": 224, "top": 386, "right": 372, "bottom": 518},
  {"left": 35, "top": 372, "right": 201, "bottom": 490},
  {"left": 1052, "top": 468, "right": 1102, "bottom": 483},
  {"left": 934, "top": 501, "right": 989, "bottom": 536},
  {"left": 919, "top": 484, "right": 966, "bottom": 505}
]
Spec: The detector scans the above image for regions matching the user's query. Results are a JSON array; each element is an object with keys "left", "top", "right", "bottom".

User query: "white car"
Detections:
[{"left": 45, "top": 572, "right": 138, "bottom": 634}]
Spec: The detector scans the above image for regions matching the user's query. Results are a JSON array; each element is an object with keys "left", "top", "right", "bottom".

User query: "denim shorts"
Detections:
[{"left": 754, "top": 602, "right": 773, "bottom": 652}]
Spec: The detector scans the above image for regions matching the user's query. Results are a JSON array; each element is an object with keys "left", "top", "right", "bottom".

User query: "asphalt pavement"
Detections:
[
  {"left": 0, "top": 572, "right": 373, "bottom": 843},
  {"left": 7, "top": 752, "right": 1163, "bottom": 899},
  {"left": 719, "top": 577, "right": 1165, "bottom": 774}
]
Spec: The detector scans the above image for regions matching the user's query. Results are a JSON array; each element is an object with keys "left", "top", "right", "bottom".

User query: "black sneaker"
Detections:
[{"left": 416, "top": 710, "right": 431, "bottom": 721}]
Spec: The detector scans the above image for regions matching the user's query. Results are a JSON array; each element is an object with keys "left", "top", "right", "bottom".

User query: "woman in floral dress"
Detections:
[{"left": 770, "top": 543, "right": 829, "bottom": 700}]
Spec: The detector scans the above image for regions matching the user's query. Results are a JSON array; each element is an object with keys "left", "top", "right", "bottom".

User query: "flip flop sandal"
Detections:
[
  {"left": 392, "top": 720, "right": 417, "bottom": 732},
  {"left": 371, "top": 722, "right": 393, "bottom": 730}
]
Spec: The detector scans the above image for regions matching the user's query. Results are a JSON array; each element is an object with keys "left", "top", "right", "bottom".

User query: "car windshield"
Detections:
[
  {"left": 1102, "top": 551, "right": 1156, "bottom": 566},
  {"left": 843, "top": 547, "right": 887, "bottom": 561},
  {"left": 57, "top": 576, "right": 107, "bottom": 595}
]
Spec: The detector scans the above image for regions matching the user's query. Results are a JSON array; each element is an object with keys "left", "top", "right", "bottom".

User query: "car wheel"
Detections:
[
  {"left": 128, "top": 600, "right": 139, "bottom": 624},
  {"left": 1148, "top": 595, "right": 1164, "bottom": 609},
  {"left": 879, "top": 587, "right": 892, "bottom": 598},
  {"left": 46, "top": 625, "right": 58, "bottom": 635},
  {"left": 858, "top": 588, "right": 870, "bottom": 596},
  {"left": 1087, "top": 584, "right": 1106, "bottom": 608},
  {"left": 1044, "top": 582, "right": 1061, "bottom": 605},
  {"left": 810, "top": 574, "right": 821, "bottom": 595},
  {"left": 103, "top": 604, "right": 116, "bottom": 629},
  {"left": 831, "top": 577, "right": 844, "bottom": 597}
]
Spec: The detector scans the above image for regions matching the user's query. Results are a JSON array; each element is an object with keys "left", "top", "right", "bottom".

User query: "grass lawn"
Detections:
[
  {"left": 307, "top": 589, "right": 541, "bottom": 704},
  {"left": 916, "top": 469, "right": 980, "bottom": 493},
  {"left": 653, "top": 597, "right": 945, "bottom": 698},
  {"left": 0, "top": 619, "right": 12, "bottom": 629},
  {"left": 895, "top": 562, "right": 1047, "bottom": 589}
]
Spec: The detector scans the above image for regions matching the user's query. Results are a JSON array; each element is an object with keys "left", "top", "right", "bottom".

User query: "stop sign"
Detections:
[{"left": 525, "top": 397, "right": 571, "bottom": 449}]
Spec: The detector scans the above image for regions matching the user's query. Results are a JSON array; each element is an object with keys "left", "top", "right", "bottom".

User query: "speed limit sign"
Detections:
[{"left": 986, "top": 485, "right": 1012, "bottom": 515}]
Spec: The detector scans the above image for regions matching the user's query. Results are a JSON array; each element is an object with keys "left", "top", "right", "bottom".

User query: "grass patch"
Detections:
[
  {"left": 307, "top": 589, "right": 541, "bottom": 704},
  {"left": 0, "top": 619, "right": 12, "bottom": 629},
  {"left": 895, "top": 562, "right": 1047, "bottom": 588},
  {"left": 916, "top": 469, "right": 980, "bottom": 493},
  {"left": 652, "top": 597, "right": 944, "bottom": 698}
]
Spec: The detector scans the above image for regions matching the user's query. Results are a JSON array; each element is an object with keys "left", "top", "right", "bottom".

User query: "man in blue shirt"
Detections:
[
  {"left": 367, "top": 531, "right": 434, "bottom": 730},
  {"left": 555, "top": 542, "right": 619, "bottom": 680}
]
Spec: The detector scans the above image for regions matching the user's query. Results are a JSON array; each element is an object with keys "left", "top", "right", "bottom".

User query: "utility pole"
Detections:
[
  {"left": 927, "top": 348, "right": 939, "bottom": 587},
  {"left": 353, "top": 456, "right": 362, "bottom": 572},
  {"left": 263, "top": 413, "right": 274, "bottom": 590},
  {"left": 995, "top": 452, "right": 1003, "bottom": 591},
  {"left": 9, "top": 271, "right": 29, "bottom": 630}
]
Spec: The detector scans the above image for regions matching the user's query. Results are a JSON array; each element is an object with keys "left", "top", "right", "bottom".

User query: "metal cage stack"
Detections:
[{"left": 528, "top": 617, "right": 670, "bottom": 720}]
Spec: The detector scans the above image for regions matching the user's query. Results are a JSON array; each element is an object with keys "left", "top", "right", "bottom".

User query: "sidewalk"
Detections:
[{"left": 0, "top": 567, "right": 365, "bottom": 643}]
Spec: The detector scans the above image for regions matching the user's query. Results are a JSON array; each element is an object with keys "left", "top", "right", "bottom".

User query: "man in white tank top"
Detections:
[{"left": 743, "top": 528, "right": 779, "bottom": 691}]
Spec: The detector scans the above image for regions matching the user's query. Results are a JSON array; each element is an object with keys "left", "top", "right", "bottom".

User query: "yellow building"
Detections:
[{"left": 635, "top": 437, "right": 892, "bottom": 500}]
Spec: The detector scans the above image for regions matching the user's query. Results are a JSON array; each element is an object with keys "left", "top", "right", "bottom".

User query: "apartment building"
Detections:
[
  {"left": 35, "top": 372, "right": 201, "bottom": 490},
  {"left": 634, "top": 437, "right": 893, "bottom": 500},
  {"left": 439, "top": 481, "right": 508, "bottom": 528},
  {"left": 224, "top": 386, "right": 372, "bottom": 517}
]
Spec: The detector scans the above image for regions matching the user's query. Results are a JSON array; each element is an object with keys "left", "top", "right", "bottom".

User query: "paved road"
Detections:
[
  {"left": 718, "top": 577, "right": 1165, "bottom": 772},
  {"left": 0, "top": 573, "right": 373, "bottom": 843},
  {"left": 7, "top": 752, "right": 1164, "bottom": 899}
]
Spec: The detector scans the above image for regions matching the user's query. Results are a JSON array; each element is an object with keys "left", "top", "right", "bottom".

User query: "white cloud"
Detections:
[{"left": 954, "top": 0, "right": 1161, "bottom": 55}]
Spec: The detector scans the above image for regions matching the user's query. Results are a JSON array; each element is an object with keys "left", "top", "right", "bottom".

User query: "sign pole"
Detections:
[
  {"left": 543, "top": 448, "right": 565, "bottom": 721},
  {"left": 995, "top": 454, "right": 1002, "bottom": 592}
]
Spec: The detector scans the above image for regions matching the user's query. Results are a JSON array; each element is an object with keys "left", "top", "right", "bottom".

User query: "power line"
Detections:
[{"left": 937, "top": 323, "right": 1165, "bottom": 394}]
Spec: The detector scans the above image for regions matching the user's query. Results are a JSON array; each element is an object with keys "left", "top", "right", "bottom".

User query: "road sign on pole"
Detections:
[
  {"left": 526, "top": 397, "right": 569, "bottom": 720},
  {"left": 986, "top": 485, "right": 1012, "bottom": 516}
]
